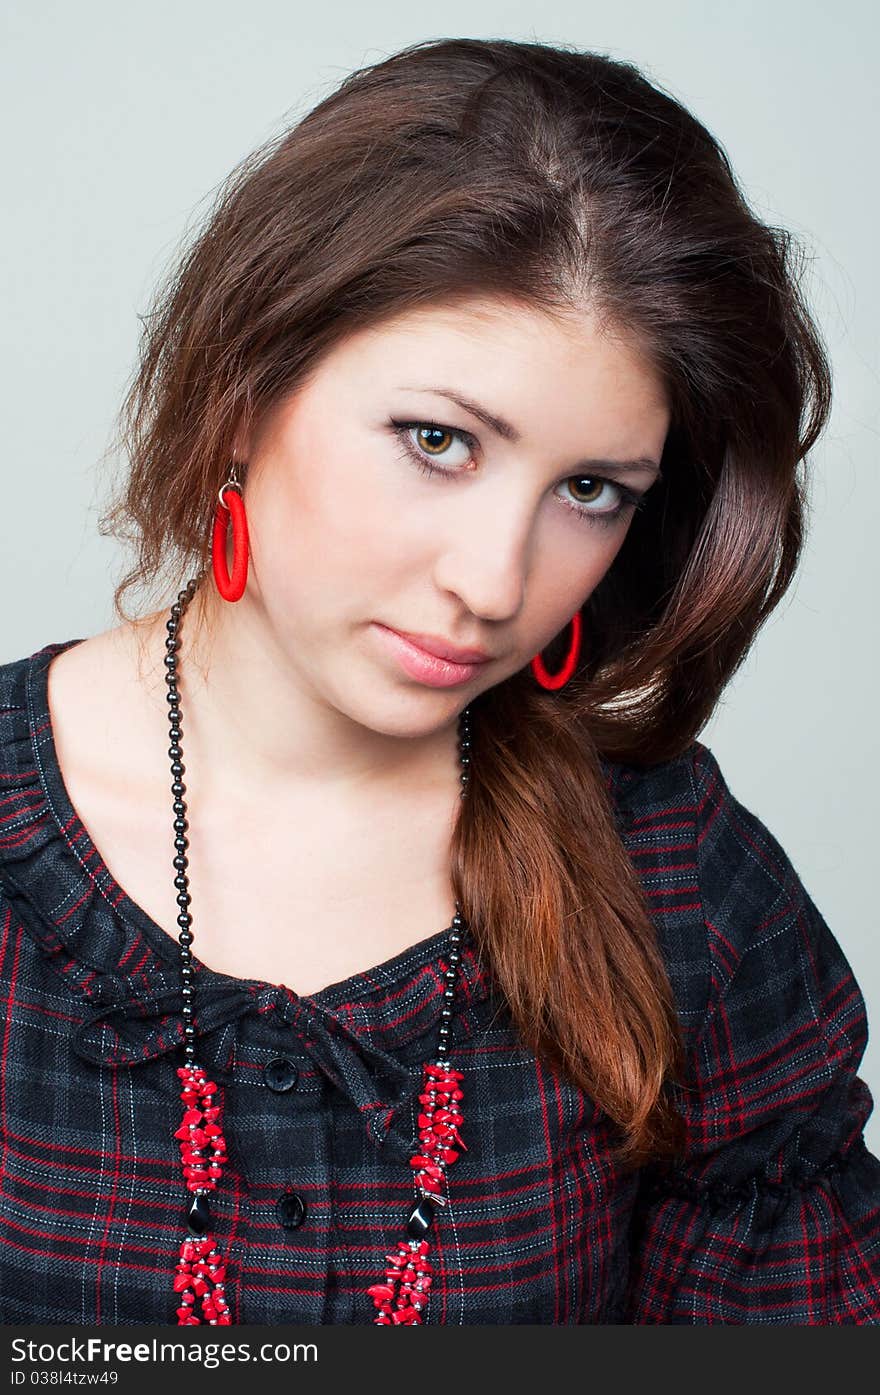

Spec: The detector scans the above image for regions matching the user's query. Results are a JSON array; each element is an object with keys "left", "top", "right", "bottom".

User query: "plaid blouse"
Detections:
[{"left": 1, "top": 638, "right": 879, "bottom": 1326}]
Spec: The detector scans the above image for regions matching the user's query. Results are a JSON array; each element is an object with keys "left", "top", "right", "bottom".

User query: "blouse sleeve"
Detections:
[{"left": 624, "top": 743, "right": 880, "bottom": 1324}]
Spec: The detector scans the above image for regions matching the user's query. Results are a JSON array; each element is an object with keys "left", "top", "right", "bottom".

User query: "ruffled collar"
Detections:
[{"left": 0, "top": 639, "right": 500, "bottom": 1163}]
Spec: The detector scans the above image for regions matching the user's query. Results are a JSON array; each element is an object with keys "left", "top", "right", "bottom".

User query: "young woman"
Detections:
[{"left": 1, "top": 36, "right": 878, "bottom": 1326}]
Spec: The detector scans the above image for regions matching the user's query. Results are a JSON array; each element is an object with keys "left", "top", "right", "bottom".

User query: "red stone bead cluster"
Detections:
[
  {"left": 174, "top": 1064, "right": 228, "bottom": 1189},
  {"left": 173, "top": 1237, "right": 230, "bottom": 1326},
  {"left": 172, "top": 1063, "right": 230, "bottom": 1325},
  {"left": 368, "top": 1061, "right": 465, "bottom": 1325},
  {"left": 412, "top": 1062, "right": 465, "bottom": 1190}
]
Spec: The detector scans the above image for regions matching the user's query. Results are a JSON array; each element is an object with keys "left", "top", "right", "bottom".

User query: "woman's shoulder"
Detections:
[
  {"left": 0, "top": 637, "right": 87, "bottom": 855},
  {"left": 0, "top": 628, "right": 154, "bottom": 782},
  {"left": 0, "top": 639, "right": 97, "bottom": 965},
  {"left": 0, "top": 637, "right": 90, "bottom": 790},
  {"left": 609, "top": 735, "right": 819, "bottom": 947},
  {"left": 0, "top": 635, "right": 90, "bottom": 710},
  {"left": 604, "top": 738, "right": 853, "bottom": 1048},
  {"left": 0, "top": 640, "right": 44, "bottom": 704},
  {"left": 0, "top": 638, "right": 75, "bottom": 757},
  {"left": 616, "top": 741, "right": 876, "bottom": 1209}
]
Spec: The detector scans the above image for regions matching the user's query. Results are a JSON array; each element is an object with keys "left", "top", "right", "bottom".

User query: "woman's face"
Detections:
[{"left": 237, "top": 296, "right": 669, "bottom": 735}]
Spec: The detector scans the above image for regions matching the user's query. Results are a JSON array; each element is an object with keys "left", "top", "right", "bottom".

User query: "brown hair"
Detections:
[{"left": 99, "top": 37, "right": 832, "bottom": 1169}]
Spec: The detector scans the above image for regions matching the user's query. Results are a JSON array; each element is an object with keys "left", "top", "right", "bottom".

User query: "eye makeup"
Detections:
[{"left": 388, "top": 418, "right": 652, "bottom": 530}]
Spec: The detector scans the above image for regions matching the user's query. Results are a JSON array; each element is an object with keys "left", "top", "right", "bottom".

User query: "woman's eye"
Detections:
[
  {"left": 393, "top": 421, "right": 475, "bottom": 469},
  {"left": 556, "top": 475, "right": 629, "bottom": 520}
]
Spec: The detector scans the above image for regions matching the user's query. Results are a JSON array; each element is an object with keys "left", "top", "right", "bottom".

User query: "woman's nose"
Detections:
[{"left": 432, "top": 501, "right": 534, "bottom": 624}]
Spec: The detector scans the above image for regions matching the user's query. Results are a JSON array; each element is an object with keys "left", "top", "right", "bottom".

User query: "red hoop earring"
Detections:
[
  {"left": 211, "top": 482, "right": 249, "bottom": 602},
  {"left": 530, "top": 611, "right": 582, "bottom": 690}
]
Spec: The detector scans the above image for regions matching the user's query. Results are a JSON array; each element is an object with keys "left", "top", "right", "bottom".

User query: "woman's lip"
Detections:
[
  {"left": 372, "top": 624, "right": 488, "bottom": 687},
  {"left": 385, "top": 627, "right": 491, "bottom": 664}
]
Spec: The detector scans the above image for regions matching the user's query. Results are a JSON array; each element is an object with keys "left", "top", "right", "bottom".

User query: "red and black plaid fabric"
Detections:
[{"left": 1, "top": 639, "right": 878, "bottom": 1325}]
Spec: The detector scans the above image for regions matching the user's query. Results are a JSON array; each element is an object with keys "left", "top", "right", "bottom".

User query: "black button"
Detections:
[
  {"left": 264, "top": 1056, "right": 299, "bottom": 1092},
  {"left": 276, "top": 1190, "right": 307, "bottom": 1230}
]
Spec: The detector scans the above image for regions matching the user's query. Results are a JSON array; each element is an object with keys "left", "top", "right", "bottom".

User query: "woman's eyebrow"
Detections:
[{"left": 397, "top": 384, "right": 663, "bottom": 478}]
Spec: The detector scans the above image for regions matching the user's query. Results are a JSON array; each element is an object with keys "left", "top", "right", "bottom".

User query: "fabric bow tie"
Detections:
[{"left": 70, "top": 973, "right": 422, "bottom": 1162}]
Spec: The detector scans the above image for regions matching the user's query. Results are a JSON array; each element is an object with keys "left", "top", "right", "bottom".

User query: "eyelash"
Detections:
[{"left": 388, "top": 419, "right": 648, "bottom": 529}]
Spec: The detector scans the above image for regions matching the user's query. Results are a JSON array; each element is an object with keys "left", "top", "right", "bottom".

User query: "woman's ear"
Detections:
[{"left": 230, "top": 400, "right": 257, "bottom": 464}]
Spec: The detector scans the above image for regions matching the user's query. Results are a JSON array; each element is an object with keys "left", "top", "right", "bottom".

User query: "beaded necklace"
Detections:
[{"left": 164, "top": 577, "right": 471, "bottom": 1325}]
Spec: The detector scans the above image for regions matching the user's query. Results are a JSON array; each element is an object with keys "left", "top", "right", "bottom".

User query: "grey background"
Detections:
[{"left": 2, "top": 1, "right": 878, "bottom": 1151}]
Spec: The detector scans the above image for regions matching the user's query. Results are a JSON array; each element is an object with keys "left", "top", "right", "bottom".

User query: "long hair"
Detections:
[{"left": 98, "top": 37, "right": 832, "bottom": 1169}]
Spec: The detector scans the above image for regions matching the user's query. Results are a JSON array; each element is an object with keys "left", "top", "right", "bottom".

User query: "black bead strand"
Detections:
[{"left": 165, "top": 574, "right": 473, "bottom": 1245}]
